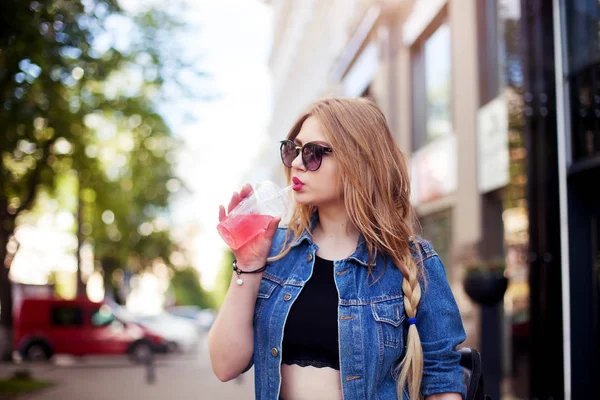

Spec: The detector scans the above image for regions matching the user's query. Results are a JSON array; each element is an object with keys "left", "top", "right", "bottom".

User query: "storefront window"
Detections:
[
  {"left": 565, "top": 0, "right": 600, "bottom": 74},
  {"left": 565, "top": 1, "right": 600, "bottom": 162},
  {"left": 412, "top": 22, "right": 452, "bottom": 151}
]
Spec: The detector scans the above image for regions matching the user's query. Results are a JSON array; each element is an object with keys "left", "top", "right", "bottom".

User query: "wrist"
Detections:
[
  {"left": 230, "top": 271, "right": 262, "bottom": 282},
  {"left": 232, "top": 259, "right": 268, "bottom": 286},
  {"left": 234, "top": 260, "right": 267, "bottom": 272}
]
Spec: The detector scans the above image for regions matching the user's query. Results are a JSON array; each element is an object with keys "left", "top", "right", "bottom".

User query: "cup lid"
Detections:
[{"left": 254, "top": 180, "right": 293, "bottom": 217}]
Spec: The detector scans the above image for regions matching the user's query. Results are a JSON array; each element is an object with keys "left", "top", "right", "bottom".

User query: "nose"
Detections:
[{"left": 291, "top": 150, "right": 305, "bottom": 171}]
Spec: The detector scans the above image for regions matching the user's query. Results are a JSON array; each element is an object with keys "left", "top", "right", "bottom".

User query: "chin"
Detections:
[{"left": 292, "top": 192, "right": 312, "bottom": 206}]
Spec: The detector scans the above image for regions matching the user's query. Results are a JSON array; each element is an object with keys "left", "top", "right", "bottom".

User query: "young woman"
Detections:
[{"left": 208, "top": 97, "right": 466, "bottom": 400}]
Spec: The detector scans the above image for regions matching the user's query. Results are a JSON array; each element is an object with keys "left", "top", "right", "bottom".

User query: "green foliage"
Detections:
[
  {"left": 0, "top": 378, "right": 54, "bottom": 395},
  {"left": 0, "top": 0, "right": 203, "bottom": 337},
  {"left": 168, "top": 267, "right": 213, "bottom": 309},
  {"left": 464, "top": 256, "right": 506, "bottom": 275},
  {"left": 0, "top": 0, "right": 189, "bottom": 267},
  {"left": 212, "top": 249, "right": 235, "bottom": 309}
]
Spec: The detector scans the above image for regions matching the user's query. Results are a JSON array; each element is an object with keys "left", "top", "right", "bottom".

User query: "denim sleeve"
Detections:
[{"left": 418, "top": 254, "right": 467, "bottom": 399}]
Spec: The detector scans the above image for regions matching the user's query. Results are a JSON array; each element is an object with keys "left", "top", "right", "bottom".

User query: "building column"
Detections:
[{"left": 449, "top": 0, "right": 481, "bottom": 263}]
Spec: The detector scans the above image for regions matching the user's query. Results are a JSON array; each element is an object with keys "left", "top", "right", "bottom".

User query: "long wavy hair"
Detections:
[{"left": 271, "top": 97, "right": 425, "bottom": 399}]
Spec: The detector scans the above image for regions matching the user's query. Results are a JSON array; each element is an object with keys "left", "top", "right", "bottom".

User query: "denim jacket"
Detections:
[{"left": 247, "top": 225, "right": 467, "bottom": 400}]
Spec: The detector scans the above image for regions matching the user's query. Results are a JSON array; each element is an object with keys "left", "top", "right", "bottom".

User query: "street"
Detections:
[{"left": 0, "top": 334, "right": 254, "bottom": 400}]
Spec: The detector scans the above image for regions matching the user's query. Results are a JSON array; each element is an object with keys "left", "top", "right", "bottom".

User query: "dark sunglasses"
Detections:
[{"left": 279, "top": 140, "right": 333, "bottom": 171}]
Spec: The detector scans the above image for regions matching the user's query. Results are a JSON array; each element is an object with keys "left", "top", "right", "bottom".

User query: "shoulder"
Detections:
[
  {"left": 409, "top": 236, "right": 438, "bottom": 263},
  {"left": 410, "top": 237, "right": 450, "bottom": 283}
]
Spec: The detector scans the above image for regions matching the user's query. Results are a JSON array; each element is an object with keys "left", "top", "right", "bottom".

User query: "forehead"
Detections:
[{"left": 295, "top": 116, "right": 326, "bottom": 143}]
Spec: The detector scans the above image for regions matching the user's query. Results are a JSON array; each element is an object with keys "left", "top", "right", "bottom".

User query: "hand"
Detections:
[{"left": 218, "top": 184, "right": 281, "bottom": 269}]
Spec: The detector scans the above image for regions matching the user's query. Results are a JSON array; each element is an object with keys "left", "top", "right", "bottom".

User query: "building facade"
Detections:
[{"left": 265, "top": 0, "right": 600, "bottom": 398}]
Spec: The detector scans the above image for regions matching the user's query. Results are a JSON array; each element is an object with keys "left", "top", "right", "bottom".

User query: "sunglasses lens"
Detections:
[
  {"left": 303, "top": 144, "right": 322, "bottom": 171},
  {"left": 280, "top": 141, "right": 298, "bottom": 168}
]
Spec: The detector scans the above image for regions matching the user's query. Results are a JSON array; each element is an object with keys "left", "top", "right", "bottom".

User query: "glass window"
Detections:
[
  {"left": 565, "top": 1, "right": 600, "bottom": 162},
  {"left": 91, "top": 305, "right": 115, "bottom": 327},
  {"left": 425, "top": 24, "right": 452, "bottom": 142},
  {"left": 412, "top": 22, "right": 452, "bottom": 151},
  {"left": 51, "top": 306, "right": 83, "bottom": 327},
  {"left": 565, "top": 0, "right": 600, "bottom": 75}
]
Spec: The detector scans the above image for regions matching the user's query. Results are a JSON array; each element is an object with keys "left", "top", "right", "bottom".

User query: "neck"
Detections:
[{"left": 314, "top": 204, "right": 359, "bottom": 241}]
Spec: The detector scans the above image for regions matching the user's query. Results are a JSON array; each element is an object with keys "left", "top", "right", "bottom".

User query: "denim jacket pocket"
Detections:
[
  {"left": 257, "top": 278, "right": 278, "bottom": 299},
  {"left": 255, "top": 277, "right": 278, "bottom": 319},
  {"left": 371, "top": 298, "right": 405, "bottom": 349}
]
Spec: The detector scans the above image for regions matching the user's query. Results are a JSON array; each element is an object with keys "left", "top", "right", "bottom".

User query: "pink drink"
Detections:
[{"left": 217, "top": 214, "right": 275, "bottom": 250}]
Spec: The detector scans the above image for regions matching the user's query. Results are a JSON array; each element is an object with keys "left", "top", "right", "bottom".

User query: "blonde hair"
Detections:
[{"left": 272, "top": 97, "right": 425, "bottom": 399}]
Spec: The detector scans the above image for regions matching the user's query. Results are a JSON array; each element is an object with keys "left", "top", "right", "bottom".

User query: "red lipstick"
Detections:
[{"left": 292, "top": 177, "right": 304, "bottom": 191}]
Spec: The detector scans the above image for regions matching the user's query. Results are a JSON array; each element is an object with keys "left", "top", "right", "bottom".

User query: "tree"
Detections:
[
  {"left": 168, "top": 267, "right": 213, "bottom": 309},
  {"left": 0, "top": 0, "right": 199, "bottom": 359},
  {"left": 212, "top": 248, "right": 235, "bottom": 309},
  {"left": 80, "top": 109, "right": 183, "bottom": 301}
]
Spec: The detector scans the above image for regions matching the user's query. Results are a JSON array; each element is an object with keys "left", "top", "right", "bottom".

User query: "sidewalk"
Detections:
[{"left": 0, "top": 342, "right": 254, "bottom": 400}]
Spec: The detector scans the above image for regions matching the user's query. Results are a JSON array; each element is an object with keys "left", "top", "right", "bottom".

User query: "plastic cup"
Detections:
[{"left": 217, "top": 181, "right": 293, "bottom": 250}]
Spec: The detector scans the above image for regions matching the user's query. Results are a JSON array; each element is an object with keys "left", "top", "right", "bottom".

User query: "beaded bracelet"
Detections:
[{"left": 232, "top": 259, "right": 268, "bottom": 285}]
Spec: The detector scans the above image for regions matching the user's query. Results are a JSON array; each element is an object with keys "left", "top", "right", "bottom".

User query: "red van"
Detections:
[{"left": 13, "top": 297, "right": 166, "bottom": 363}]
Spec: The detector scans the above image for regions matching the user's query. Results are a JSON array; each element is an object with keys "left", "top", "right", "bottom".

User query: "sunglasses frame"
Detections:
[{"left": 279, "top": 139, "right": 333, "bottom": 171}]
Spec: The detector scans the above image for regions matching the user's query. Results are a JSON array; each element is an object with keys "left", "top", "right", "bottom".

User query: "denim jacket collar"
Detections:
[{"left": 288, "top": 212, "right": 372, "bottom": 267}]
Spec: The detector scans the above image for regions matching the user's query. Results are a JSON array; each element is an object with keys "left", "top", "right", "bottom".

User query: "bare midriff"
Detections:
[{"left": 279, "top": 364, "right": 343, "bottom": 400}]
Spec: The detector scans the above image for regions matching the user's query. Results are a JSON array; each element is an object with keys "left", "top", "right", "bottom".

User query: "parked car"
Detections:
[
  {"left": 133, "top": 312, "right": 199, "bottom": 353},
  {"left": 166, "top": 305, "right": 216, "bottom": 331},
  {"left": 109, "top": 304, "right": 191, "bottom": 354},
  {"left": 13, "top": 297, "right": 167, "bottom": 363}
]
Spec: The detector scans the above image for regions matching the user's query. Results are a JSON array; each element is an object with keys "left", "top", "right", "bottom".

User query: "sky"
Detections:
[{"left": 154, "top": 0, "right": 274, "bottom": 289}]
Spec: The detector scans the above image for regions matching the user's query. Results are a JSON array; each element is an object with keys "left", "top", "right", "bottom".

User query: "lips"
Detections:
[{"left": 292, "top": 176, "right": 304, "bottom": 191}]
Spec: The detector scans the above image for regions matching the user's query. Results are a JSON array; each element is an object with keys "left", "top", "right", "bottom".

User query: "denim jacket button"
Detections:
[
  {"left": 307, "top": 254, "right": 313, "bottom": 262},
  {"left": 271, "top": 348, "right": 279, "bottom": 357},
  {"left": 283, "top": 293, "right": 292, "bottom": 301}
]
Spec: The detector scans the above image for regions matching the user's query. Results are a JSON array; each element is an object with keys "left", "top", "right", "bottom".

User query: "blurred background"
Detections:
[{"left": 0, "top": 0, "right": 598, "bottom": 399}]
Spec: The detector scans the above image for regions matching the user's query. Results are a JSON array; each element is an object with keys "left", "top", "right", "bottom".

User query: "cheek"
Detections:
[{"left": 323, "top": 165, "right": 343, "bottom": 197}]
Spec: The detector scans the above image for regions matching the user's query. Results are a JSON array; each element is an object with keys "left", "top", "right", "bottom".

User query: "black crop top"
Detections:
[{"left": 282, "top": 255, "right": 340, "bottom": 370}]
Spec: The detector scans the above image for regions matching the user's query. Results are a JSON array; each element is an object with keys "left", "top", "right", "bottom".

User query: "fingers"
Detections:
[
  {"left": 226, "top": 184, "right": 253, "bottom": 214},
  {"left": 263, "top": 216, "right": 281, "bottom": 240},
  {"left": 218, "top": 205, "right": 226, "bottom": 222},
  {"left": 239, "top": 183, "right": 253, "bottom": 199},
  {"left": 227, "top": 191, "right": 241, "bottom": 214}
]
